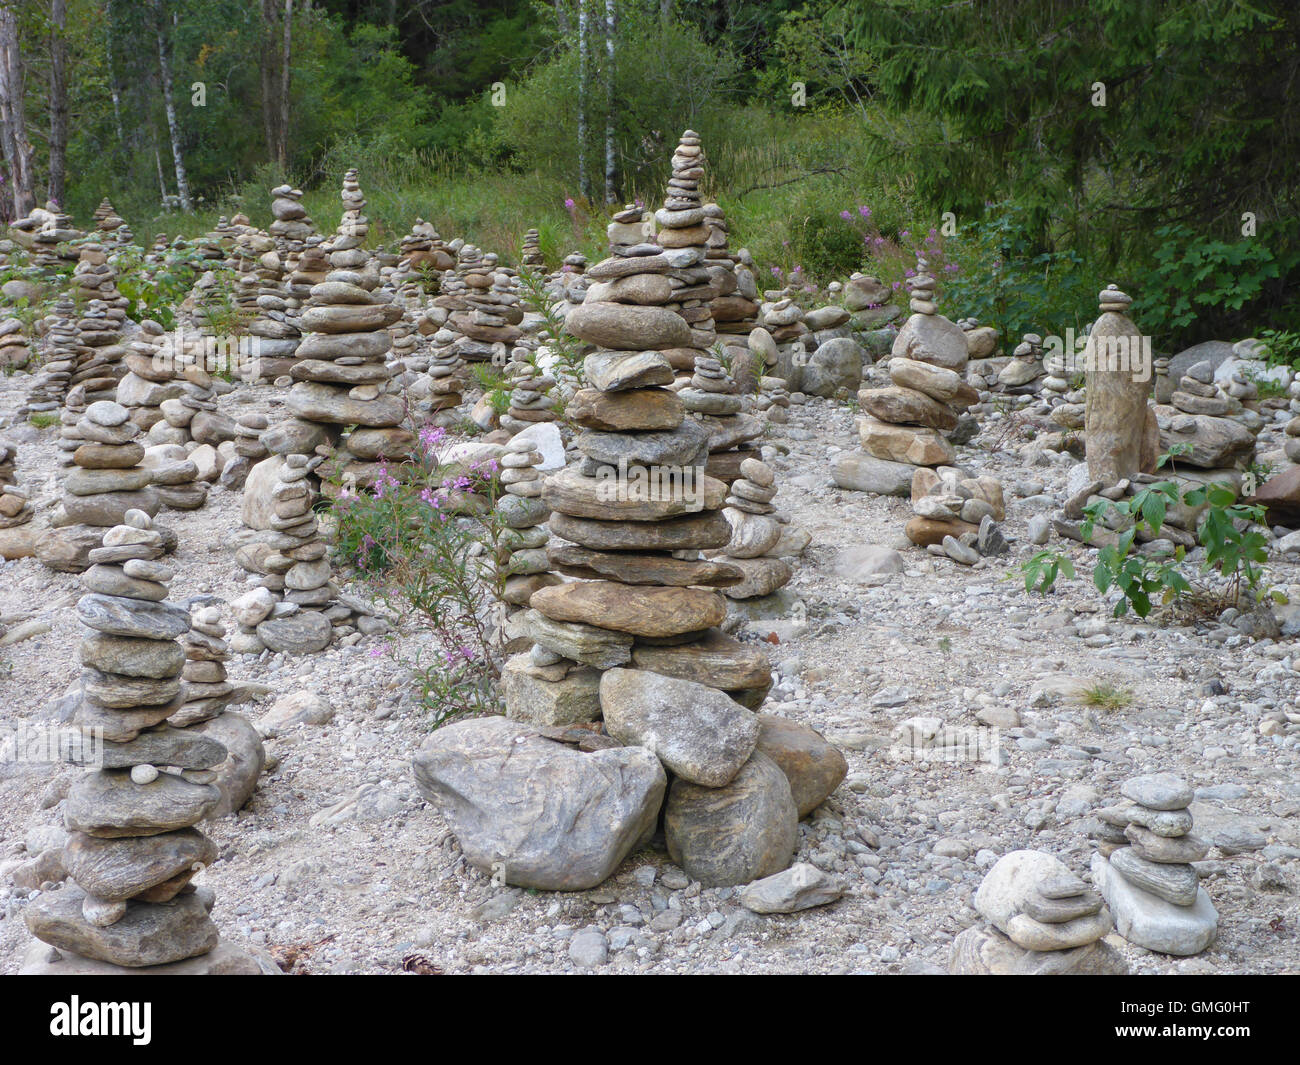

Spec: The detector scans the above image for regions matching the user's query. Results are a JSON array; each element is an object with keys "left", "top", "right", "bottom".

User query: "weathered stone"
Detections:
[
  {"left": 412, "top": 716, "right": 666, "bottom": 890},
  {"left": 858, "top": 417, "right": 955, "bottom": 466},
  {"left": 949, "top": 925, "right": 1128, "bottom": 975},
  {"left": 77, "top": 594, "right": 189, "bottom": 640},
  {"left": 66, "top": 770, "right": 221, "bottom": 837},
  {"left": 891, "top": 312, "right": 968, "bottom": 370},
  {"left": 601, "top": 668, "right": 759, "bottom": 786},
  {"left": 549, "top": 544, "right": 741, "bottom": 587},
  {"left": 501, "top": 654, "right": 602, "bottom": 726},
  {"left": 532, "top": 581, "right": 725, "bottom": 638},
  {"left": 1109, "top": 846, "right": 1200, "bottom": 905},
  {"left": 567, "top": 387, "right": 684, "bottom": 431},
  {"left": 754, "top": 714, "right": 846, "bottom": 819},
  {"left": 63, "top": 829, "right": 216, "bottom": 900},
  {"left": 664, "top": 751, "right": 798, "bottom": 887},
  {"left": 515, "top": 609, "right": 633, "bottom": 669},
  {"left": 739, "top": 862, "right": 843, "bottom": 914},
  {"left": 859, "top": 385, "right": 958, "bottom": 431},
  {"left": 1092, "top": 852, "right": 1217, "bottom": 956},
  {"left": 629, "top": 629, "right": 770, "bottom": 691},
  {"left": 566, "top": 303, "right": 692, "bottom": 350},
  {"left": 830, "top": 452, "right": 913, "bottom": 496},
  {"left": 543, "top": 464, "right": 722, "bottom": 520},
  {"left": 190, "top": 712, "right": 265, "bottom": 818},
  {"left": 256, "top": 612, "right": 332, "bottom": 654},
  {"left": 548, "top": 509, "right": 732, "bottom": 552}
]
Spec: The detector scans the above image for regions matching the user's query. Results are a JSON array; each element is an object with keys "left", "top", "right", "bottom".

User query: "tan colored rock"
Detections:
[{"left": 531, "top": 581, "right": 726, "bottom": 638}]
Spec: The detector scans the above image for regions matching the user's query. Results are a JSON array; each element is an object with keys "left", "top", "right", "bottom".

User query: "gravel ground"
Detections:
[{"left": 2, "top": 367, "right": 1299, "bottom": 975}]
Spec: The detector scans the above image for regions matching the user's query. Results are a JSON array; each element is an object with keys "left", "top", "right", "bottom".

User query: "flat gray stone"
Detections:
[{"left": 1093, "top": 852, "right": 1217, "bottom": 956}]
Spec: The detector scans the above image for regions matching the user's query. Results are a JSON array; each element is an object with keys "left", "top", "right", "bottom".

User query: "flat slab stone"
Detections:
[
  {"left": 532, "top": 581, "right": 726, "bottom": 638},
  {"left": 548, "top": 509, "right": 731, "bottom": 552},
  {"left": 1093, "top": 852, "right": 1218, "bottom": 956},
  {"left": 20, "top": 937, "right": 279, "bottom": 975},
  {"left": 63, "top": 829, "right": 216, "bottom": 900},
  {"left": 949, "top": 925, "right": 1128, "bottom": 975},
  {"left": 543, "top": 464, "right": 723, "bottom": 520},
  {"left": 549, "top": 544, "right": 742, "bottom": 587}
]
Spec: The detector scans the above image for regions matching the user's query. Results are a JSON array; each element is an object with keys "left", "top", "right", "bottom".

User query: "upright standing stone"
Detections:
[{"left": 1085, "top": 285, "right": 1158, "bottom": 483}]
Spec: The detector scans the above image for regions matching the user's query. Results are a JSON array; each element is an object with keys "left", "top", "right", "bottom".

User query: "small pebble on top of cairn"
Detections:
[
  {"left": 22, "top": 509, "right": 265, "bottom": 974},
  {"left": 1090, "top": 773, "right": 1218, "bottom": 956},
  {"left": 949, "top": 850, "right": 1126, "bottom": 974}
]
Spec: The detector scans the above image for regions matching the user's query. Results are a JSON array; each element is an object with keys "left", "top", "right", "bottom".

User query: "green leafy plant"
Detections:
[
  {"left": 515, "top": 259, "right": 585, "bottom": 381},
  {"left": 1021, "top": 549, "right": 1075, "bottom": 594},
  {"left": 328, "top": 425, "right": 511, "bottom": 726},
  {"left": 1255, "top": 328, "right": 1300, "bottom": 371},
  {"left": 28, "top": 412, "right": 58, "bottom": 429},
  {"left": 1081, "top": 682, "right": 1134, "bottom": 710}
]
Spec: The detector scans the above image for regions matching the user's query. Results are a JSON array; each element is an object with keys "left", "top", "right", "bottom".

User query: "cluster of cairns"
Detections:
[
  {"left": 0, "top": 315, "right": 30, "bottom": 371},
  {"left": 232, "top": 223, "right": 298, "bottom": 380},
  {"left": 1154, "top": 358, "right": 1258, "bottom": 470},
  {"left": 285, "top": 273, "right": 408, "bottom": 494},
  {"left": 0, "top": 440, "right": 34, "bottom": 529},
  {"left": 10, "top": 201, "right": 83, "bottom": 266},
  {"left": 22, "top": 510, "right": 263, "bottom": 974},
  {"left": 951, "top": 850, "right": 1125, "bottom": 974},
  {"left": 432, "top": 244, "right": 525, "bottom": 368},
  {"left": 548, "top": 250, "right": 591, "bottom": 304},
  {"left": 71, "top": 240, "right": 127, "bottom": 310},
  {"left": 1090, "top": 773, "right": 1218, "bottom": 956}
]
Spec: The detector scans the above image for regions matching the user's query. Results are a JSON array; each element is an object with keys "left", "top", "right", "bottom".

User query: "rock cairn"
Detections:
[
  {"left": 495, "top": 437, "right": 553, "bottom": 609},
  {"left": 502, "top": 357, "right": 559, "bottom": 434},
  {"left": 286, "top": 274, "right": 407, "bottom": 492},
  {"left": 24, "top": 297, "right": 79, "bottom": 413},
  {"left": 234, "top": 453, "right": 333, "bottom": 655},
  {"left": 174, "top": 605, "right": 233, "bottom": 726},
  {"left": 995, "top": 332, "right": 1045, "bottom": 392},
  {"left": 0, "top": 315, "right": 30, "bottom": 371},
  {"left": 72, "top": 240, "right": 127, "bottom": 310},
  {"left": 74, "top": 299, "right": 129, "bottom": 403},
  {"left": 521, "top": 228, "right": 544, "bottom": 268},
  {"left": 269, "top": 184, "right": 315, "bottom": 251},
  {"left": 950, "top": 850, "right": 1125, "bottom": 974},
  {"left": 756, "top": 375, "right": 791, "bottom": 424},
  {"left": 854, "top": 260, "right": 970, "bottom": 473},
  {"left": 327, "top": 168, "right": 370, "bottom": 271},
  {"left": 906, "top": 466, "right": 1007, "bottom": 565},
  {"left": 655, "top": 131, "right": 718, "bottom": 370},
  {"left": 702, "top": 204, "right": 759, "bottom": 350},
  {"left": 59, "top": 400, "right": 160, "bottom": 531},
  {"left": 1155, "top": 358, "right": 1256, "bottom": 469},
  {"left": 0, "top": 440, "right": 34, "bottom": 528},
  {"left": 1090, "top": 773, "right": 1218, "bottom": 955},
  {"left": 93, "top": 198, "right": 127, "bottom": 240},
  {"left": 24, "top": 510, "right": 231, "bottom": 970},
  {"left": 1085, "top": 285, "right": 1157, "bottom": 483},
  {"left": 710, "top": 456, "right": 795, "bottom": 600},
  {"left": 397, "top": 219, "right": 455, "bottom": 283}
]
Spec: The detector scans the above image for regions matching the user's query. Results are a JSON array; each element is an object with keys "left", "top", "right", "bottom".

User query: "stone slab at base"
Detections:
[
  {"left": 20, "top": 938, "right": 281, "bottom": 975},
  {"left": 1092, "top": 852, "right": 1217, "bottom": 956}
]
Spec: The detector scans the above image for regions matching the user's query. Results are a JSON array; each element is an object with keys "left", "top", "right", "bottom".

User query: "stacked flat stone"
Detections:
[
  {"left": 502, "top": 358, "right": 559, "bottom": 433},
  {"left": 680, "top": 353, "right": 760, "bottom": 484},
  {"left": 73, "top": 299, "right": 129, "bottom": 403},
  {"left": 1153, "top": 358, "right": 1257, "bottom": 469},
  {"left": 756, "top": 375, "right": 791, "bottom": 424},
  {"left": 32, "top": 203, "right": 83, "bottom": 266},
  {"left": 759, "top": 295, "right": 809, "bottom": 347},
  {"left": 950, "top": 850, "right": 1124, "bottom": 974},
  {"left": 0, "top": 440, "right": 33, "bottom": 527},
  {"left": 118, "top": 322, "right": 186, "bottom": 434},
  {"left": 72, "top": 241, "right": 128, "bottom": 310},
  {"left": 234, "top": 225, "right": 299, "bottom": 380},
  {"left": 908, "top": 465, "right": 1008, "bottom": 564},
  {"left": 397, "top": 219, "right": 455, "bottom": 282},
  {"left": 551, "top": 251, "right": 591, "bottom": 304},
  {"left": 54, "top": 385, "right": 90, "bottom": 470},
  {"left": 286, "top": 273, "right": 408, "bottom": 493},
  {"left": 496, "top": 438, "right": 553, "bottom": 609},
  {"left": 233, "top": 452, "right": 334, "bottom": 656},
  {"left": 856, "top": 260, "right": 971, "bottom": 470},
  {"left": 521, "top": 228, "right": 544, "bottom": 268},
  {"left": 709, "top": 456, "right": 795, "bottom": 600},
  {"left": 0, "top": 315, "right": 30, "bottom": 371},
  {"left": 448, "top": 245, "right": 525, "bottom": 363},
  {"left": 1091, "top": 773, "right": 1218, "bottom": 955},
  {"left": 233, "top": 413, "right": 269, "bottom": 466},
  {"left": 284, "top": 236, "right": 330, "bottom": 303},
  {"left": 327, "top": 168, "right": 370, "bottom": 271},
  {"left": 23, "top": 510, "right": 231, "bottom": 970},
  {"left": 269, "top": 184, "right": 315, "bottom": 251}
]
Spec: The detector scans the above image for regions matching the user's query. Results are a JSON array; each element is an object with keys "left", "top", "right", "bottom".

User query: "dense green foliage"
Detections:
[{"left": 1, "top": 0, "right": 1295, "bottom": 346}]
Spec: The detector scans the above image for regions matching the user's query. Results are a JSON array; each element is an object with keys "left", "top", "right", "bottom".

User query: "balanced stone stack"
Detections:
[
  {"left": 908, "top": 466, "right": 1008, "bottom": 563},
  {"left": 708, "top": 456, "right": 795, "bottom": 600},
  {"left": 234, "top": 224, "right": 299, "bottom": 379},
  {"left": 0, "top": 316, "right": 30, "bottom": 371},
  {"left": 117, "top": 325, "right": 186, "bottom": 435},
  {"left": 995, "top": 332, "right": 1046, "bottom": 393},
  {"left": 681, "top": 353, "right": 762, "bottom": 484},
  {"left": 55, "top": 399, "right": 160, "bottom": 527},
  {"left": 232, "top": 413, "right": 269, "bottom": 468},
  {"left": 521, "top": 228, "right": 544, "bottom": 269},
  {"left": 327, "top": 168, "right": 370, "bottom": 272},
  {"left": 73, "top": 299, "right": 129, "bottom": 403},
  {"left": 286, "top": 274, "right": 408, "bottom": 491},
  {"left": 173, "top": 605, "right": 234, "bottom": 727},
  {"left": 54, "top": 385, "right": 90, "bottom": 470},
  {"left": 422, "top": 335, "right": 466, "bottom": 417},
  {"left": 950, "top": 850, "right": 1125, "bottom": 974},
  {"left": 495, "top": 437, "right": 553, "bottom": 608},
  {"left": 93, "top": 198, "right": 127, "bottom": 240},
  {"left": 441, "top": 244, "right": 525, "bottom": 365},
  {"left": 0, "top": 440, "right": 34, "bottom": 528},
  {"left": 756, "top": 375, "right": 791, "bottom": 424},
  {"left": 655, "top": 131, "right": 719, "bottom": 367},
  {"left": 854, "top": 260, "right": 970, "bottom": 472},
  {"left": 234, "top": 453, "right": 334, "bottom": 656},
  {"left": 269, "top": 184, "right": 316, "bottom": 251},
  {"left": 23, "top": 510, "right": 238, "bottom": 971},
  {"left": 31, "top": 203, "right": 83, "bottom": 266},
  {"left": 72, "top": 241, "right": 128, "bottom": 311},
  {"left": 502, "top": 358, "right": 559, "bottom": 434},
  {"left": 702, "top": 204, "right": 758, "bottom": 350},
  {"left": 284, "top": 237, "right": 331, "bottom": 305},
  {"left": 1090, "top": 773, "right": 1218, "bottom": 956},
  {"left": 1155, "top": 359, "right": 1256, "bottom": 469},
  {"left": 397, "top": 219, "right": 455, "bottom": 282},
  {"left": 24, "top": 297, "right": 79, "bottom": 413}
]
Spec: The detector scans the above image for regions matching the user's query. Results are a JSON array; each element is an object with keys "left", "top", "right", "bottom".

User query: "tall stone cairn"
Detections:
[
  {"left": 24, "top": 510, "right": 230, "bottom": 969},
  {"left": 1084, "top": 284, "right": 1158, "bottom": 483},
  {"left": 328, "top": 168, "right": 371, "bottom": 272},
  {"left": 521, "top": 228, "right": 544, "bottom": 268},
  {"left": 268, "top": 183, "right": 316, "bottom": 253}
]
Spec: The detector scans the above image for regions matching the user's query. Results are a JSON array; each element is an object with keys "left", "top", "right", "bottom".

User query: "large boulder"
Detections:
[
  {"left": 412, "top": 716, "right": 665, "bottom": 891},
  {"left": 891, "top": 313, "right": 968, "bottom": 370},
  {"left": 799, "top": 337, "right": 864, "bottom": 397}
]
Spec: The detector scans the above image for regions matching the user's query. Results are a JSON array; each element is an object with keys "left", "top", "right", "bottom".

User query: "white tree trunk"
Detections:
[
  {"left": 0, "top": 2, "right": 35, "bottom": 218},
  {"left": 603, "top": 0, "right": 615, "bottom": 204},
  {"left": 577, "top": 0, "right": 590, "bottom": 200},
  {"left": 154, "top": 4, "right": 192, "bottom": 212}
]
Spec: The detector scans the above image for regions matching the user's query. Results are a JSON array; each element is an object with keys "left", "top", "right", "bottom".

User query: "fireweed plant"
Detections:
[{"left": 328, "top": 424, "right": 516, "bottom": 725}]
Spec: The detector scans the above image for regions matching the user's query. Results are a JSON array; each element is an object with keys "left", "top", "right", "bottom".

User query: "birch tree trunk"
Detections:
[
  {"left": 279, "top": 0, "right": 291, "bottom": 170},
  {"left": 0, "top": 2, "right": 35, "bottom": 218},
  {"left": 577, "top": 0, "right": 590, "bottom": 200},
  {"left": 603, "top": 0, "right": 615, "bottom": 204},
  {"left": 105, "top": 1, "right": 124, "bottom": 146},
  {"left": 154, "top": 1, "right": 192, "bottom": 211},
  {"left": 48, "top": 0, "right": 68, "bottom": 205}
]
